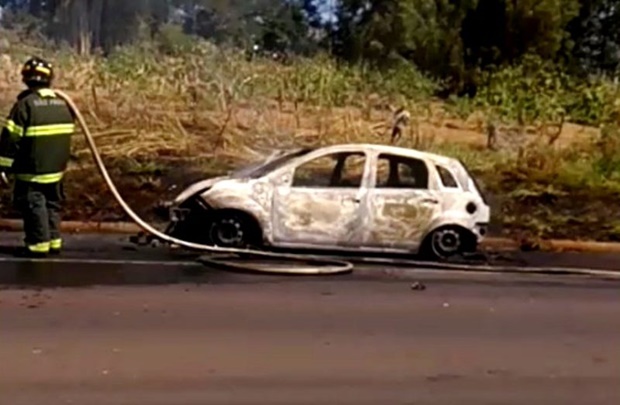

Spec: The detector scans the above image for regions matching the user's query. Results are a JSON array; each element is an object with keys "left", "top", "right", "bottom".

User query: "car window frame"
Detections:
[
  {"left": 434, "top": 164, "right": 461, "bottom": 190},
  {"left": 239, "top": 148, "right": 316, "bottom": 179},
  {"left": 287, "top": 150, "right": 369, "bottom": 189},
  {"left": 373, "top": 153, "right": 431, "bottom": 190}
]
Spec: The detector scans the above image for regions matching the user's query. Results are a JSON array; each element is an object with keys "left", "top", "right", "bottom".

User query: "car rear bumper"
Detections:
[{"left": 475, "top": 222, "right": 489, "bottom": 237}]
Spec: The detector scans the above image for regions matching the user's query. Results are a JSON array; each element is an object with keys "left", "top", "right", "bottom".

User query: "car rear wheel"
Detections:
[{"left": 421, "top": 226, "right": 476, "bottom": 261}]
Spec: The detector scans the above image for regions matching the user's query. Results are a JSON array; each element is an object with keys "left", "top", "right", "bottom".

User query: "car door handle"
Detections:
[
  {"left": 421, "top": 198, "right": 439, "bottom": 204},
  {"left": 342, "top": 196, "right": 361, "bottom": 204}
]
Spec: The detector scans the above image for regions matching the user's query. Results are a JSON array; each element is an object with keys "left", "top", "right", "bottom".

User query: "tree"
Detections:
[
  {"left": 331, "top": 0, "right": 582, "bottom": 94},
  {"left": 180, "top": 0, "right": 313, "bottom": 54},
  {"left": 568, "top": 0, "right": 620, "bottom": 77},
  {"left": 333, "top": 0, "right": 479, "bottom": 92},
  {"left": 43, "top": 0, "right": 165, "bottom": 54}
]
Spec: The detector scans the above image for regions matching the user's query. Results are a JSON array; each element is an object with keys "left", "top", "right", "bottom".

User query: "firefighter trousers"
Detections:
[{"left": 13, "top": 180, "right": 64, "bottom": 253}]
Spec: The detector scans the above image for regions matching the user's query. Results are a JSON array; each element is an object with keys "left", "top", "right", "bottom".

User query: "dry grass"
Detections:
[{"left": 0, "top": 35, "right": 600, "bottom": 170}]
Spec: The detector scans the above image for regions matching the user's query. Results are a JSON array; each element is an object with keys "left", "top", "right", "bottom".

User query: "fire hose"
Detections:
[
  {"left": 50, "top": 90, "right": 620, "bottom": 279},
  {"left": 51, "top": 90, "right": 352, "bottom": 275}
]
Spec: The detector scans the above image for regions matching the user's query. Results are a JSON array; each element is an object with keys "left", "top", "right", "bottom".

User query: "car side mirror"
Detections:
[
  {"left": 268, "top": 167, "right": 294, "bottom": 186},
  {"left": 277, "top": 173, "right": 292, "bottom": 186}
]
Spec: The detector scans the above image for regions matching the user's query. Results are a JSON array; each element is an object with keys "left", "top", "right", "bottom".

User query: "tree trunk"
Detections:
[
  {"left": 52, "top": 0, "right": 87, "bottom": 54},
  {"left": 89, "top": 0, "right": 106, "bottom": 50},
  {"left": 52, "top": 0, "right": 148, "bottom": 54},
  {"left": 76, "top": 0, "right": 90, "bottom": 55},
  {"left": 52, "top": 0, "right": 99, "bottom": 55}
]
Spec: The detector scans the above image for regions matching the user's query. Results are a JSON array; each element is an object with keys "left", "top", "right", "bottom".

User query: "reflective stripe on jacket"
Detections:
[{"left": 0, "top": 88, "right": 75, "bottom": 182}]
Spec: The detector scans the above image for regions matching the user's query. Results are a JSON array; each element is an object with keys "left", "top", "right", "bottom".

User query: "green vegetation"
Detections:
[{"left": 1, "top": 0, "right": 620, "bottom": 244}]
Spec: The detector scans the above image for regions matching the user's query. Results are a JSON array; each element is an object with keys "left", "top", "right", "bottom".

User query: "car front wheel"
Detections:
[{"left": 208, "top": 211, "right": 261, "bottom": 249}]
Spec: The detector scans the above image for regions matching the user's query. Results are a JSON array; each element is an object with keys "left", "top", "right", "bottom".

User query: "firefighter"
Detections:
[{"left": 0, "top": 57, "right": 76, "bottom": 258}]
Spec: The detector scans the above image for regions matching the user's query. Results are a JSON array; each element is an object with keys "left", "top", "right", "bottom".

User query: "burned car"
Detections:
[{"left": 157, "top": 144, "right": 490, "bottom": 259}]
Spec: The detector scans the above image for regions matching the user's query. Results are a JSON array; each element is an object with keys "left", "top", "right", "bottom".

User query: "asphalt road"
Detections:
[
  {"left": 1, "top": 232, "right": 620, "bottom": 405},
  {"left": 1, "top": 278, "right": 619, "bottom": 405}
]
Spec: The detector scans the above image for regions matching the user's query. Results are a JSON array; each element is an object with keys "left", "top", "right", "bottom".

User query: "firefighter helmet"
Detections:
[{"left": 21, "top": 57, "right": 54, "bottom": 86}]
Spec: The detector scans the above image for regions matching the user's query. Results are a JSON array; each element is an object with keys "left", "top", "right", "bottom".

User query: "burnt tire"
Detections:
[
  {"left": 207, "top": 211, "right": 262, "bottom": 249},
  {"left": 420, "top": 226, "right": 476, "bottom": 261}
]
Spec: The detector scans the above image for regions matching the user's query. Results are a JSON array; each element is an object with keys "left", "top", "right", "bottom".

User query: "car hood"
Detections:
[
  {"left": 171, "top": 149, "right": 306, "bottom": 205},
  {"left": 172, "top": 176, "right": 231, "bottom": 204}
]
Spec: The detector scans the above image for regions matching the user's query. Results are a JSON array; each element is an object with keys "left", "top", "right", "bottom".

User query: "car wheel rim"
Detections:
[
  {"left": 432, "top": 229, "right": 461, "bottom": 258},
  {"left": 214, "top": 218, "right": 244, "bottom": 245}
]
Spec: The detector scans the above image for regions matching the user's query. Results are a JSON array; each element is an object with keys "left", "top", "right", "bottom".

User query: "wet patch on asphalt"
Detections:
[
  {"left": 2, "top": 232, "right": 620, "bottom": 289},
  {"left": 0, "top": 256, "right": 349, "bottom": 288},
  {"left": 0, "top": 259, "right": 207, "bottom": 287}
]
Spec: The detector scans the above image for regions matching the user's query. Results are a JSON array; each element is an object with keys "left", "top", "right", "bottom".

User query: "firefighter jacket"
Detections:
[{"left": 0, "top": 88, "right": 75, "bottom": 183}]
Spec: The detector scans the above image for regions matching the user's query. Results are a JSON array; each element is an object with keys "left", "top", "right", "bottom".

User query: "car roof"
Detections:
[{"left": 317, "top": 143, "right": 461, "bottom": 166}]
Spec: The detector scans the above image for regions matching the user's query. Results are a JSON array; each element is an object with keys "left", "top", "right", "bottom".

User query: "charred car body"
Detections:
[{"left": 157, "top": 144, "right": 490, "bottom": 260}]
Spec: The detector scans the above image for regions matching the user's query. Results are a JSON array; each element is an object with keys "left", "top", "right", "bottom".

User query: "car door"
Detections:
[
  {"left": 271, "top": 150, "right": 369, "bottom": 247},
  {"left": 363, "top": 153, "right": 443, "bottom": 251}
]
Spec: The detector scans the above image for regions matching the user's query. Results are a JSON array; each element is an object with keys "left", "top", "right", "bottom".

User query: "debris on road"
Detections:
[{"left": 410, "top": 282, "right": 426, "bottom": 291}]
